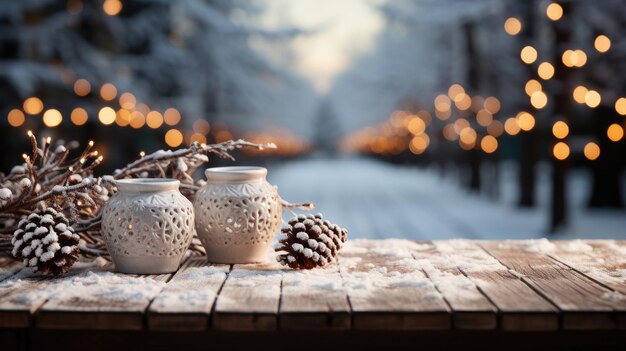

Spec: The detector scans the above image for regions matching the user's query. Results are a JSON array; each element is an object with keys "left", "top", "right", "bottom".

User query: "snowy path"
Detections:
[{"left": 268, "top": 157, "right": 626, "bottom": 240}]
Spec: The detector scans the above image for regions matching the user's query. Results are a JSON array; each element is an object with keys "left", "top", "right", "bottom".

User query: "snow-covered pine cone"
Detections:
[
  {"left": 11, "top": 207, "right": 80, "bottom": 276},
  {"left": 275, "top": 213, "right": 348, "bottom": 269}
]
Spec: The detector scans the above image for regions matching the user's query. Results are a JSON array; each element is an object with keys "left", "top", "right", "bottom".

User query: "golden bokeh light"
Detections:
[
  {"left": 434, "top": 94, "right": 452, "bottom": 112},
  {"left": 607, "top": 123, "right": 624, "bottom": 142},
  {"left": 530, "top": 91, "right": 548, "bottom": 109},
  {"left": 584, "top": 90, "right": 601, "bottom": 108},
  {"left": 594, "top": 35, "right": 611, "bottom": 53},
  {"left": 193, "top": 119, "right": 211, "bottom": 135},
  {"left": 572, "top": 85, "right": 588, "bottom": 104},
  {"left": 165, "top": 129, "right": 184, "bottom": 147},
  {"left": 73, "top": 79, "right": 91, "bottom": 97},
  {"left": 487, "top": 120, "right": 504, "bottom": 137},
  {"left": 546, "top": 2, "right": 563, "bottom": 21},
  {"left": 443, "top": 124, "right": 457, "bottom": 141},
  {"left": 504, "top": 17, "right": 522, "bottom": 35},
  {"left": 484, "top": 96, "right": 501, "bottom": 114},
  {"left": 129, "top": 111, "right": 145, "bottom": 129},
  {"left": 409, "top": 134, "right": 430, "bottom": 155},
  {"left": 525, "top": 79, "right": 542, "bottom": 96},
  {"left": 553, "top": 142, "right": 570, "bottom": 160},
  {"left": 584, "top": 142, "right": 600, "bottom": 161},
  {"left": 448, "top": 84, "right": 465, "bottom": 100},
  {"left": 42, "top": 109, "right": 62, "bottom": 127},
  {"left": 471, "top": 96, "right": 484, "bottom": 113},
  {"left": 453, "top": 118, "right": 470, "bottom": 134},
  {"left": 504, "top": 117, "right": 520, "bottom": 136},
  {"left": 119, "top": 92, "right": 136, "bottom": 110},
  {"left": 7, "top": 109, "right": 25, "bottom": 127},
  {"left": 189, "top": 133, "right": 207, "bottom": 145},
  {"left": 103, "top": 0, "right": 122, "bottom": 16},
  {"left": 516, "top": 111, "right": 535, "bottom": 131},
  {"left": 98, "top": 107, "right": 116, "bottom": 125},
  {"left": 23, "top": 97, "right": 44, "bottom": 115},
  {"left": 459, "top": 127, "right": 477, "bottom": 146},
  {"left": 480, "top": 135, "right": 498, "bottom": 154},
  {"left": 146, "top": 111, "right": 164, "bottom": 129},
  {"left": 476, "top": 109, "right": 493, "bottom": 127},
  {"left": 407, "top": 117, "right": 425, "bottom": 135},
  {"left": 70, "top": 107, "right": 88, "bottom": 126},
  {"left": 614, "top": 97, "right": 626, "bottom": 116},
  {"left": 537, "top": 62, "right": 555, "bottom": 80},
  {"left": 435, "top": 108, "right": 452, "bottom": 120},
  {"left": 116, "top": 109, "right": 131, "bottom": 127},
  {"left": 552, "top": 121, "right": 569, "bottom": 139},
  {"left": 164, "top": 108, "right": 181, "bottom": 126},
  {"left": 100, "top": 83, "right": 117, "bottom": 101},
  {"left": 520, "top": 46, "right": 538, "bottom": 64},
  {"left": 455, "top": 93, "right": 472, "bottom": 110},
  {"left": 562, "top": 49, "right": 587, "bottom": 68}
]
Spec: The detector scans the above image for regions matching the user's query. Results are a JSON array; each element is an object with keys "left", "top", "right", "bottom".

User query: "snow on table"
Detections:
[{"left": 1, "top": 239, "right": 626, "bottom": 334}]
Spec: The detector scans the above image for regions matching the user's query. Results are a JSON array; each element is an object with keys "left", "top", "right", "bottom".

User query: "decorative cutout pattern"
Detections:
[
  {"left": 102, "top": 190, "right": 194, "bottom": 257},
  {"left": 194, "top": 180, "right": 282, "bottom": 249}
]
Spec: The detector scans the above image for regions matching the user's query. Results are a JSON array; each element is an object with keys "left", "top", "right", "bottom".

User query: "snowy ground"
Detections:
[{"left": 268, "top": 157, "right": 626, "bottom": 240}]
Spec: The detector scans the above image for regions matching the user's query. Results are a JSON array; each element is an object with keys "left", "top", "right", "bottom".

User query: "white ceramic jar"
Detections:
[
  {"left": 194, "top": 166, "right": 282, "bottom": 263},
  {"left": 102, "top": 178, "right": 194, "bottom": 274}
]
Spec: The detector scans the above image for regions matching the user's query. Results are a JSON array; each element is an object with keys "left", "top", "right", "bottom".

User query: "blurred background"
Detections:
[{"left": 1, "top": 0, "right": 625, "bottom": 239}]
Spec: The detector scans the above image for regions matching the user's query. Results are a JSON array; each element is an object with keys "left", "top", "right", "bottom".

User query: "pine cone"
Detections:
[
  {"left": 275, "top": 213, "right": 348, "bottom": 269},
  {"left": 11, "top": 207, "right": 80, "bottom": 276}
]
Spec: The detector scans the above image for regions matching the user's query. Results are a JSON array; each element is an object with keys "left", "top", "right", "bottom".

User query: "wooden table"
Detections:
[{"left": 1, "top": 239, "right": 626, "bottom": 350}]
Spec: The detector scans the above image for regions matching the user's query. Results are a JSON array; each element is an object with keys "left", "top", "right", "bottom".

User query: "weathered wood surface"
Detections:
[{"left": 0, "top": 239, "right": 626, "bottom": 333}]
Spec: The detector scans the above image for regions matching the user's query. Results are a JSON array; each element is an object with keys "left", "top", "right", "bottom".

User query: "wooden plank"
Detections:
[
  {"left": 548, "top": 240, "right": 626, "bottom": 295},
  {"left": 212, "top": 262, "right": 283, "bottom": 331},
  {"left": 35, "top": 264, "right": 172, "bottom": 330},
  {"left": 338, "top": 239, "right": 450, "bottom": 330},
  {"left": 0, "top": 257, "right": 22, "bottom": 282},
  {"left": 147, "top": 258, "right": 229, "bottom": 331},
  {"left": 279, "top": 265, "right": 350, "bottom": 330},
  {"left": 410, "top": 241, "right": 497, "bottom": 330},
  {"left": 481, "top": 240, "right": 626, "bottom": 330},
  {"left": 434, "top": 240, "right": 558, "bottom": 331}
]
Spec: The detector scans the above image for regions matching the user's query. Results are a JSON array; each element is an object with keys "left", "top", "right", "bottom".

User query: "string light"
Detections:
[
  {"left": 139, "top": 151, "right": 145, "bottom": 157},
  {"left": 42, "top": 109, "right": 62, "bottom": 127},
  {"left": 584, "top": 142, "right": 600, "bottom": 161},
  {"left": 553, "top": 142, "right": 570, "bottom": 160},
  {"left": 594, "top": 35, "right": 611, "bottom": 53},
  {"left": 7, "top": 109, "right": 25, "bottom": 127},
  {"left": 503, "top": 17, "right": 522, "bottom": 35}
]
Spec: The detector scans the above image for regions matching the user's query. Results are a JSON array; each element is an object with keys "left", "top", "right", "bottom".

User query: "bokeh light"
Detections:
[
  {"left": 516, "top": 111, "right": 535, "bottom": 131},
  {"left": 553, "top": 142, "right": 570, "bottom": 160},
  {"left": 546, "top": 3, "right": 563, "bottom": 21},
  {"left": 23, "top": 97, "right": 43, "bottom": 115},
  {"left": 119, "top": 93, "right": 136, "bottom": 110},
  {"left": 520, "top": 46, "right": 537, "bottom": 64},
  {"left": 100, "top": 83, "right": 117, "bottom": 101},
  {"left": 103, "top": 0, "right": 122, "bottom": 16},
  {"left": 70, "top": 107, "right": 88, "bottom": 126},
  {"left": 552, "top": 121, "right": 569, "bottom": 139},
  {"left": 614, "top": 97, "right": 626, "bottom": 116},
  {"left": 584, "top": 142, "right": 600, "bottom": 161},
  {"left": 98, "top": 107, "right": 116, "bottom": 125},
  {"left": 73, "top": 79, "right": 91, "bottom": 96},
  {"left": 607, "top": 123, "right": 624, "bottom": 142},
  {"left": 503, "top": 17, "right": 522, "bottom": 35},
  {"left": 165, "top": 129, "right": 184, "bottom": 147},
  {"left": 525, "top": 80, "right": 542, "bottom": 96},
  {"left": 594, "top": 35, "right": 611, "bottom": 53},
  {"left": 7, "top": 109, "right": 25, "bottom": 127},
  {"left": 530, "top": 91, "right": 548, "bottom": 109},
  {"left": 129, "top": 111, "right": 146, "bottom": 129},
  {"left": 537, "top": 62, "right": 554, "bottom": 80},
  {"left": 573, "top": 86, "right": 588, "bottom": 104},
  {"left": 164, "top": 108, "right": 181, "bottom": 126},
  {"left": 504, "top": 117, "right": 520, "bottom": 136},
  {"left": 42, "top": 109, "right": 62, "bottom": 127},
  {"left": 584, "top": 90, "right": 601, "bottom": 108},
  {"left": 146, "top": 111, "right": 164, "bottom": 129}
]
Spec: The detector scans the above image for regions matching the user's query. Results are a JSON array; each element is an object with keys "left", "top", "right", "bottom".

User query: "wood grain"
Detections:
[
  {"left": 339, "top": 240, "right": 450, "bottom": 330},
  {"left": 35, "top": 268, "right": 171, "bottom": 330},
  {"left": 279, "top": 265, "right": 350, "bottom": 330},
  {"left": 212, "top": 261, "right": 283, "bottom": 331},
  {"left": 435, "top": 240, "right": 558, "bottom": 331},
  {"left": 0, "top": 257, "right": 22, "bottom": 282},
  {"left": 481, "top": 241, "right": 626, "bottom": 330},
  {"left": 147, "top": 257, "right": 230, "bottom": 331},
  {"left": 410, "top": 242, "right": 497, "bottom": 330}
]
